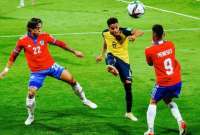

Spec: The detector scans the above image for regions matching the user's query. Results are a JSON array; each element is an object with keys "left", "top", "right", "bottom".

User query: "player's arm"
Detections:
[
  {"left": 145, "top": 49, "right": 153, "bottom": 66},
  {"left": 96, "top": 40, "right": 107, "bottom": 62},
  {"left": 47, "top": 35, "right": 84, "bottom": 58},
  {"left": 0, "top": 44, "right": 22, "bottom": 79},
  {"left": 128, "top": 29, "right": 144, "bottom": 41}
]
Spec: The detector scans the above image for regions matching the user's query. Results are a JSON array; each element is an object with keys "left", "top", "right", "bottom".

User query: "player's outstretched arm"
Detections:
[
  {"left": 0, "top": 61, "right": 13, "bottom": 79},
  {"left": 128, "top": 29, "right": 144, "bottom": 41},
  {"left": 52, "top": 39, "right": 84, "bottom": 58},
  {"left": 96, "top": 40, "right": 107, "bottom": 62},
  {"left": 0, "top": 43, "right": 22, "bottom": 79}
]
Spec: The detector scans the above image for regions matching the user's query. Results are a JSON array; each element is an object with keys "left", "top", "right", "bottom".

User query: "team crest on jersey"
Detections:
[{"left": 40, "top": 40, "right": 44, "bottom": 46}]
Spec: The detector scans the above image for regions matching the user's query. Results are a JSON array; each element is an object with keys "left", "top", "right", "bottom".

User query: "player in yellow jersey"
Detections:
[{"left": 96, "top": 17, "right": 144, "bottom": 121}]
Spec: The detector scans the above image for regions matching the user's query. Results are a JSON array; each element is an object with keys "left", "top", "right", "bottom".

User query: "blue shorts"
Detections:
[
  {"left": 29, "top": 63, "right": 64, "bottom": 90},
  {"left": 151, "top": 82, "right": 182, "bottom": 101},
  {"left": 105, "top": 53, "right": 132, "bottom": 82}
]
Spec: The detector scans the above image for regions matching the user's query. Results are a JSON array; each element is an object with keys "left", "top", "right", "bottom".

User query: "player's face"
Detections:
[
  {"left": 109, "top": 23, "right": 120, "bottom": 36},
  {"left": 30, "top": 23, "right": 42, "bottom": 36}
]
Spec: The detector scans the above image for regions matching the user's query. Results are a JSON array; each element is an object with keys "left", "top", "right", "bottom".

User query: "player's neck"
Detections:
[
  {"left": 152, "top": 40, "right": 164, "bottom": 45},
  {"left": 28, "top": 32, "right": 38, "bottom": 39}
]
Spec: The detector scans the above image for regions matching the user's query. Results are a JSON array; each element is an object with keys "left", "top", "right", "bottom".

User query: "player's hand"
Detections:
[
  {"left": 0, "top": 67, "right": 9, "bottom": 80},
  {"left": 74, "top": 51, "right": 84, "bottom": 58},
  {"left": 96, "top": 55, "right": 103, "bottom": 62},
  {"left": 127, "top": 35, "right": 136, "bottom": 41}
]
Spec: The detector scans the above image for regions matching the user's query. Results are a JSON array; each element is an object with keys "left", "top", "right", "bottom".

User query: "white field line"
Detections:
[
  {"left": 116, "top": 0, "right": 200, "bottom": 20},
  {"left": 0, "top": 28, "right": 200, "bottom": 38}
]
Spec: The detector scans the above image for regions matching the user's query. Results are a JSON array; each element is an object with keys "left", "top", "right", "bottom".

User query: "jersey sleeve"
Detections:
[
  {"left": 46, "top": 33, "right": 57, "bottom": 44},
  {"left": 121, "top": 28, "right": 132, "bottom": 37},
  {"left": 145, "top": 48, "right": 153, "bottom": 66},
  {"left": 102, "top": 29, "right": 108, "bottom": 38},
  {"left": 9, "top": 40, "right": 23, "bottom": 62}
]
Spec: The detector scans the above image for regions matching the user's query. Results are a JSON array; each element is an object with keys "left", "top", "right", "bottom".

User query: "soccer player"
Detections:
[
  {"left": 0, "top": 17, "right": 97, "bottom": 126},
  {"left": 18, "top": 0, "right": 35, "bottom": 8},
  {"left": 144, "top": 24, "right": 187, "bottom": 135},
  {"left": 96, "top": 17, "right": 144, "bottom": 121}
]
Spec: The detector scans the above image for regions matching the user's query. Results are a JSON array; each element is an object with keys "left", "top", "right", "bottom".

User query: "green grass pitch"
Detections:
[{"left": 0, "top": 0, "right": 199, "bottom": 134}]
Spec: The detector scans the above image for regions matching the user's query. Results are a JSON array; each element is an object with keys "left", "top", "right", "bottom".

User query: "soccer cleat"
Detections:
[
  {"left": 179, "top": 121, "right": 187, "bottom": 135},
  {"left": 107, "top": 65, "right": 119, "bottom": 76},
  {"left": 25, "top": 115, "right": 34, "bottom": 126},
  {"left": 125, "top": 112, "right": 138, "bottom": 121},
  {"left": 144, "top": 130, "right": 154, "bottom": 135},
  {"left": 83, "top": 99, "right": 97, "bottom": 109}
]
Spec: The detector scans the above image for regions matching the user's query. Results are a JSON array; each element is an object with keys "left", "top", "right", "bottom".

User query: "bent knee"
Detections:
[
  {"left": 68, "top": 79, "right": 76, "bottom": 86},
  {"left": 125, "top": 80, "right": 132, "bottom": 84},
  {"left": 150, "top": 99, "right": 157, "bottom": 105},
  {"left": 28, "top": 87, "right": 37, "bottom": 98}
]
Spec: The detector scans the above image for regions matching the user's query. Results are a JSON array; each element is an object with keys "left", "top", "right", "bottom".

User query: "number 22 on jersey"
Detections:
[{"left": 33, "top": 46, "right": 41, "bottom": 54}]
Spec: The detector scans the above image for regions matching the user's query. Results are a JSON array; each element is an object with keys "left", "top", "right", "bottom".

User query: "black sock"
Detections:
[{"left": 124, "top": 83, "right": 132, "bottom": 113}]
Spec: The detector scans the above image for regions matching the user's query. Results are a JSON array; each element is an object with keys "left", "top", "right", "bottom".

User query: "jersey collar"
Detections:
[
  {"left": 152, "top": 40, "right": 164, "bottom": 45},
  {"left": 28, "top": 32, "right": 38, "bottom": 44}
]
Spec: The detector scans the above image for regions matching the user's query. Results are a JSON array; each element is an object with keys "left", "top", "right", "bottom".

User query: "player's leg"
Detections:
[
  {"left": 144, "top": 99, "right": 157, "bottom": 135},
  {"left": 105, "top": 53, "right": 119, "bottom": 76},
  {"left": 164, "top": 98, "right": 187, "bottom": 135},
  {"left": 116, "top": 60, "right": 137, "bottom": 121},
  {"left": 25, "top": 72, "right": 46, "bottom": 125},
  {"left": 60, "top": 69, "right": 97, "bottom": 109},
  {"left": 25, "top": 87, "right": 37, "bottom": 126},
  {"left": 50, "top": 63, "right": 97, "bottom": 109},
  {"left": 163, "top": 82, "right": 187, "bottom": 135},
  {"left": 107, "top": 65, "right": 119, "bottom": 76},
  {"left": 144, "top": 85, "right": 164, "bottom": 135},
  {"left": 124, "top": 80, "right": 138, "bottom": 121}
]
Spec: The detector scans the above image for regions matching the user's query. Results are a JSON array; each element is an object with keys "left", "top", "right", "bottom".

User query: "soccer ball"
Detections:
[{"left": 127, "top": 1, "right": 145, "bottom": 18}]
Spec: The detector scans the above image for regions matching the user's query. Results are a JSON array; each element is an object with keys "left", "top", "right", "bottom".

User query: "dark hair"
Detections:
[
  {"left": 107, "top": 17, "right": 118, "bottom": 26},
  {"left": 27, "top": 18, "right": 42, "bottom": 32},
  {"left": 152, "top": 24, "right": 164, "bottom": 39}
]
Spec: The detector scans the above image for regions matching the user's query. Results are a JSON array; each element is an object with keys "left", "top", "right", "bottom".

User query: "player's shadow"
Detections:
[
  {"left": 38, "top": 107, "right": 119, "bottom": 120},
  {"left": 107, "top": 123, "right": 132, "bottom": 135},
  {"left": 158, "top": 125, "right": 192, "bottom": 135}
]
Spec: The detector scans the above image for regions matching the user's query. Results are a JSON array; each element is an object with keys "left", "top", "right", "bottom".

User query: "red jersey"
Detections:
[
  {"left": 9, "top": 33, "right": 57, "bottom": 72},
  {"left": 145, "top": 41, "right": 181, "bottom": 86}
]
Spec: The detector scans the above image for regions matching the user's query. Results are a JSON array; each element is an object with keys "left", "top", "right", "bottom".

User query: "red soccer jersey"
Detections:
[
  {"left": 9, "top": 33, "right": 57, "bottom": 72},
  {"left": 145, "top": 41, "right": 181, "bottom": 86}
]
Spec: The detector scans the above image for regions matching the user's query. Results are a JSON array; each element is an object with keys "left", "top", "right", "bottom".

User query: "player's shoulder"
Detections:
[
  {"left": 40, "top": 32, "right": 50, "bottom": 36},
  {"left": 145, "top": 44, "right": 155, "bottom": 50},
  {"left": 18, "top": 34, "right": 28, "bottom": 40},
  {"left": 120, "top": 27, "right": 132, "bottom": 36},
  {"left": 102, "top": 29, "right": 109, "bottom": 37},
  {"left": 102, "top": 29, "right": 109, "bottom": 34},
  {"left": 17, "top": 34, "right": 29, "bottom": 44},
  {"left": 165, "top": 40, "right": 175, "bottom": 46}
]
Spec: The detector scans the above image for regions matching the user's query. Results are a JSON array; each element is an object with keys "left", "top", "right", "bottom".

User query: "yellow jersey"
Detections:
[{"left": 102, "top": 28, "right": 132, "bottom": 64}]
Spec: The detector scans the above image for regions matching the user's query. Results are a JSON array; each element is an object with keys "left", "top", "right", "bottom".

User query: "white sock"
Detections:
[
  {"left": 147, "top": 104, "right": 157, "bottom": 132},
  {"left": 168, "top": 101, "right": 183, "bottom": 123},
  {"left": 26, "top": 96, "right": 35, "bottom": 117},
  {"left": 72, "top": 82, "right": 87, "bottom": 102}
]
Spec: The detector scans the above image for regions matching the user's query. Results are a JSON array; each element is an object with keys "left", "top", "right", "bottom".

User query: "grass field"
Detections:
[{"left": 0, "top": 0, "right": 200, "bottom": 135}]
